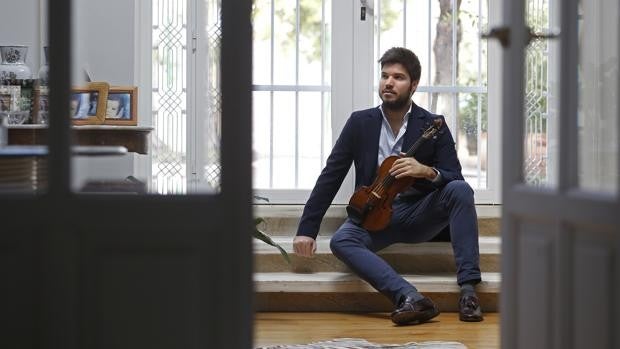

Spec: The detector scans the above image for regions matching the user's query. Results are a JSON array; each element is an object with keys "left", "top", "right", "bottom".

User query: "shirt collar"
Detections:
[{"left": 378, "top": 102, "right": 414, "bottom": 122}]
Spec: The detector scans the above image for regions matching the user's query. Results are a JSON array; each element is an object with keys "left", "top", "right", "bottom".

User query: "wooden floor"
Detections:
[{"left": 254, "top": 312, "right": 499, "bottom": 349}]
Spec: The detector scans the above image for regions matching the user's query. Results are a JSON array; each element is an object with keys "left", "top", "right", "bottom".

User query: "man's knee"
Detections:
[
  {"left": 329, "top": 232, "right": 346, "bottom": 255},
  {"left": 329, "top": 228, "right": 368, "bottom": 255},
  {"left": 444, "top": 180, "right": 475, "bottom": 205}
]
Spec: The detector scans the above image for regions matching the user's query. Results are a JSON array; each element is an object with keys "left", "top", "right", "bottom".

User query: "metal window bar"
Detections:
[
  {"left": 427, "top": 0, "right": 432, "bottom": 108},
  {"left": 477, "top": 0, "right": 483, "bottom": 188},
  {"left": 295, "top": 0, "right": 300, "bottom": 188},
  {"left": 448, "top": 0, "right": 457, "bottom": 136},
  {"left": 377, "top": 0, "right": 382, "bottom": 83},
  {"left": 403, "top": 0, "right": 407, "bottom": 47},
  {"left": 269, "top": 0, "right": 275, "bottom": 188},
  {"left": 321, "top": 0, "right": 326, "bottom": 167}
]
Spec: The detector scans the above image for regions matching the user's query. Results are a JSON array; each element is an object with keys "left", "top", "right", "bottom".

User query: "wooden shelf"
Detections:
[{"left": 7, "top": 125, "right": 153, "bottom": 154}]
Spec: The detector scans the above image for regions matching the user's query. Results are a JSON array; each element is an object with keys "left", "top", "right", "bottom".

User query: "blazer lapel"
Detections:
[
  {"left": 364, "top": 108, "right": 382, "bottom": 174},
  {"left": 402, "top": 103, "right": 427, "bottom": 152}
]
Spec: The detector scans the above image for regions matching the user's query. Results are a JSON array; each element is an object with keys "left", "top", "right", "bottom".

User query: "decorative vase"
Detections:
[
  {"left": 38, "top": 46, "right": 49, "bottom": 86},
  {"left": 0, "top": 45, "right": 32, "bottom": 80}
]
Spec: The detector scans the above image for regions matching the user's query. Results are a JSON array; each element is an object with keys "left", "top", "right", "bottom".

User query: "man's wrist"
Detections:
[{"left": 425, "top": 166, "right": 439, "bottom": 180}]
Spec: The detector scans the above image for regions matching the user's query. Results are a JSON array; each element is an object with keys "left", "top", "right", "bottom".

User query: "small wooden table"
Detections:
[{"left": 7, "top": 125, "right": 153, "bottom": 154}]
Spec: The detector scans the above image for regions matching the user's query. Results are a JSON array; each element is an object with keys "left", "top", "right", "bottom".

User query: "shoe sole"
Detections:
[
  {"left": 460, "top": 315, "right": 484, "bottom": 322},
  {"left": 391, "top": 307, "right": 440, "bottom": 325}
]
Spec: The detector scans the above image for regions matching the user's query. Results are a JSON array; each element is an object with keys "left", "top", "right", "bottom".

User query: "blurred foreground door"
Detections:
[
  {"left": 499, "top": 0, "right": 619, "bottom": 348},
  {"left": 0, "top": 0, "right": 253, "bottom": 348}
]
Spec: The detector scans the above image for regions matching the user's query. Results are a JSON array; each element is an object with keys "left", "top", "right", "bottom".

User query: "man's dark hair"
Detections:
[{"left": 378, "top": 47, "right": 421, "bottom": 82}]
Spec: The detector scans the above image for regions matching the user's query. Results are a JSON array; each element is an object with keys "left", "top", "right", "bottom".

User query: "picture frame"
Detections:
[
  {"left": 71, "top": 81, "right": 109, "bottom": 125},
  {"left": 32, "top": 86, "right": 49, "bottom": 124},
  {"left": 104, "top": 86, "right": 137, "bottom": 125},
  {"left": 0, "top": 84, "right": 21, "bottom": 112},
  {"left": 0, "top": 80, "right": 36, "bottom": 124},
  {"left": 0, "top": 93, "right": 10, "bottom": 112}
]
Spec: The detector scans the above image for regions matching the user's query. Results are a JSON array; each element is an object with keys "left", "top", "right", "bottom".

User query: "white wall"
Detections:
[
  {"left": 74, "top": 0, "right": 136, "bottom": 85},
  {"left": 0, "top": 0, "right": 43, "bottom": 75},
  {"left": 0, "top": 0, "right": 136, "bottom": 84}
]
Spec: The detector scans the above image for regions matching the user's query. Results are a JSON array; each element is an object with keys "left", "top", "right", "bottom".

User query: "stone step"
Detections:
[
  {"left": 254, "top": 271, "right": 500, "bottom": 312},
  {"left": 254, "top": 205, "right": 501, "bottom": 237},
  {"left": 253, "top": 205, "right": 501, "bottom": 313},
  {"left": 254, "top": 236, "right": 501, "bottom": 273}
]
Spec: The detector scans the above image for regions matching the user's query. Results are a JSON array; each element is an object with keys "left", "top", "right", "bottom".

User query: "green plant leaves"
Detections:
[{"left": 254, "top": 217, "right": 291, "bottom": 264}]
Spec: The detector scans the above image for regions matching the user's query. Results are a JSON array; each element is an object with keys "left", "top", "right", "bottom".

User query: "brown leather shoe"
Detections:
[
  {"left": 459, "top": 294, "right": 483, "bottom": 322},
  {"left": 390, "top": 296, "right": 440, "bottom": 325}
]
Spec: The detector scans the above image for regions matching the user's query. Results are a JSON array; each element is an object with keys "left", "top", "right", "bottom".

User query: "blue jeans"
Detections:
[{"left": 330, "top": 180, "right": 481, "bottom": 305}]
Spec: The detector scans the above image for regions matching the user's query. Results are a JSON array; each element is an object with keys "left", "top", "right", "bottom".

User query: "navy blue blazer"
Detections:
[{"left": 297, "top": 103, "right": 464, "bottom": 239}]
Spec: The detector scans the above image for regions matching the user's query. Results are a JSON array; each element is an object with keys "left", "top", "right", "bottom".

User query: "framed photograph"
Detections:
[
  {"left": 104, "top": 86, "right": 137, "bottom": 125},
  {"left": 0, "top": 85, "right": 21, "bottom": 112},
  {"left": 0, "top": 94, "right": 10, "bottom": 112},
  {"left": 71, "top": 81, "right": 109, "bottom": 125},
  {"left": 0, "top": 80, "right": 36, "bottom": 124},
  {"left": 32, "top": 86, "right": 49, "bottom": 124}
]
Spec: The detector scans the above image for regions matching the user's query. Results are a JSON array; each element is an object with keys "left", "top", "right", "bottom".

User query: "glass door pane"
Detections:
[
  {"left": 0, "top": 0, "right": 48, "bottom": 195},
  {"left": 577, "top": 0, "right": 619, "bottom": 194},
  {"left": 522, "top": 0, "right": 560, "bottom": 187}
]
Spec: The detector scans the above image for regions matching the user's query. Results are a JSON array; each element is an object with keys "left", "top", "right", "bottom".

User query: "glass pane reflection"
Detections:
[
  {"left": 0, "top": 5, "right": 49, "bottom": 195},
  {"left": 577, "top": 0, "right": 619, "bottom": 195}
]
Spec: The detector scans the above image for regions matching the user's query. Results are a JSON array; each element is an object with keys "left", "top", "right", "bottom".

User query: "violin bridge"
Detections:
[{"left": 370, "top": 191, "right": 381, "bottom": 199}]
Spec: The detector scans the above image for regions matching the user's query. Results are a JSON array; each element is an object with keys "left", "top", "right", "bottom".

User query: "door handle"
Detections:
[
  {"left": 526, "top": 26, "right": 560, "bottom": 44},
  {"left": 481, "top": 27, "right": 511, "bottom": 48},
  {"left": 482, "top": 26, "right": 560, "bottom": 48}
]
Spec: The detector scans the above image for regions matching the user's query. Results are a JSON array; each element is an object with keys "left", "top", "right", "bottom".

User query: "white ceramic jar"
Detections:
[
  {"left": 0, "top": 45, "right": 32, "bottom": 80},
  {"left": 38, "top": 46, "right": 49, "bottom": 85}
]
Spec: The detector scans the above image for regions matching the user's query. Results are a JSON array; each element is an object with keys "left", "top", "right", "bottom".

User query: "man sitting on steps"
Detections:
[{"left": 292, "top": 47, "right": 483, "bottom": 325}]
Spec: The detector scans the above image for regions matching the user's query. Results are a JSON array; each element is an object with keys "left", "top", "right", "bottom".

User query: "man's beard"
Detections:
[{"left": 380, "top": 92, "right": 411, "bottom": 111}]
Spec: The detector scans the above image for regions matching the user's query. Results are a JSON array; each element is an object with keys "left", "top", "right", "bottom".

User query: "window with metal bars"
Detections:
[
  {"left": 150, "top": 0, "right": 332, "bottom": 196},
  {"left": 252, "top": 0, "right": 333, "bottom": 191},
  {"left": 373, "top": 0, "right": 490, "bottom": 190},
  {"left": 151, "top": 0, "right": 222, "bottom": 194},
  {"left": 148, "top": 0, "right": 509, "bottom": 203}
]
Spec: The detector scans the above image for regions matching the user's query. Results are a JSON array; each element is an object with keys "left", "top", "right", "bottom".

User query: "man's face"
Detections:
[
  {"left": 70, "top": 99, "right": 78, "bottom": 115},
  {"left": 107, "top": 100, "right": 120, "bottom": 117},
  {"left": 379, "top": 63, "right": 418, "bottom": 110}
]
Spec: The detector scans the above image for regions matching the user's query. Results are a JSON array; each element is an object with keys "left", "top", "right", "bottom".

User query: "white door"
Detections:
[{"left": 498, "top": 0, "right": 619, "bottom": 348}]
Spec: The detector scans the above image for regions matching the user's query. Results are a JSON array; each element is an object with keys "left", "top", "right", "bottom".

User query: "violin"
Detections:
[{"left": 346, "top": 118, "right": 443, "bottom": 231}]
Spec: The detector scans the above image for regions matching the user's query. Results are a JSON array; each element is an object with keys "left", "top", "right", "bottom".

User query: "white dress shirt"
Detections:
[
  {"left": 377, "top": 104, "right": 411, "bottom": 166},
  {"left": 377, "top": 104, "right": 441, "bottom": 186}
]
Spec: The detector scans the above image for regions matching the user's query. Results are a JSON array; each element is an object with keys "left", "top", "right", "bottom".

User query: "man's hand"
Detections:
[
  {"left": 390, "top": 153, "right": 437, "bottom": 180},
  {"left": 293, "top": 236, "right": 317, "bottom": 257}
]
